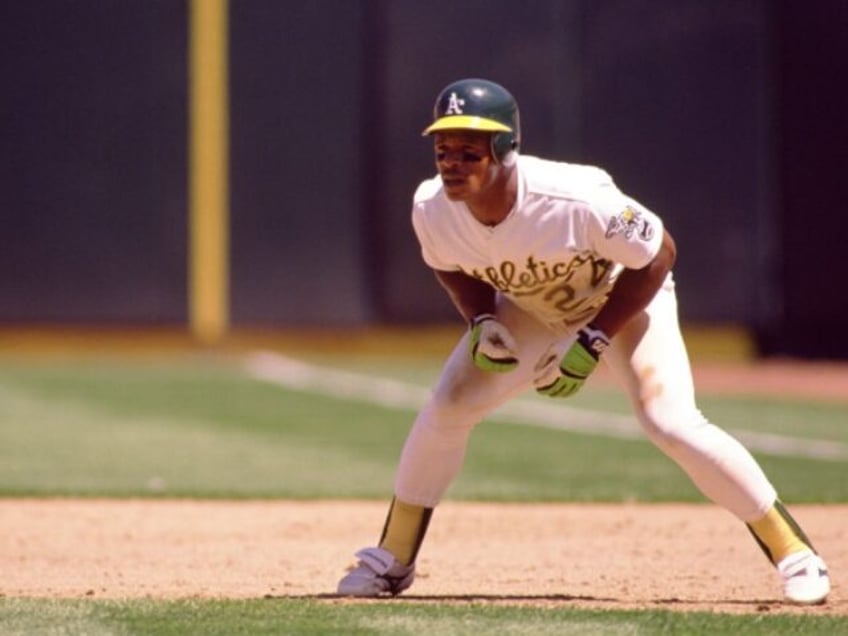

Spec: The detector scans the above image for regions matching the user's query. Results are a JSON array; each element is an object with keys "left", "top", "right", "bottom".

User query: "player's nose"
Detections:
[{"left": 437, "top": 151, "right": 457, "bottom": 166}]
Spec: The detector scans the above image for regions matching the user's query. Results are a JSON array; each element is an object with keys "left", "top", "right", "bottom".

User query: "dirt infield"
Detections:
[{"left": 1, "top": 499, "right": 845, "bottom": 616}]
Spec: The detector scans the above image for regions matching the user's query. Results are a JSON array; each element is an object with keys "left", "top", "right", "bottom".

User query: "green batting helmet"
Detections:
[{"left": 423, "top": 78, "right": 520, "bottom": 162}]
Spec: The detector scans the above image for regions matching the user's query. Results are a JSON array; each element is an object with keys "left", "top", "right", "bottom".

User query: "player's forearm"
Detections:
[
  {"left": 591, "top": 229, "right": 677, "bottom": 337},
  {"left": 433, "top": 269, "right": 496, "bottom": 323}
]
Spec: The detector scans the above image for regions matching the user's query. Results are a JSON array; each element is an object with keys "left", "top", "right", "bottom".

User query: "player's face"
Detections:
[{"left": 433, "top": 131, "right": 499, "bottom": 201}]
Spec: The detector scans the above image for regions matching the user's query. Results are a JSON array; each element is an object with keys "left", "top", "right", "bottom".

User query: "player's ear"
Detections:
[{"left": 499, "top": 150, "right": 518, "bottom": 167}]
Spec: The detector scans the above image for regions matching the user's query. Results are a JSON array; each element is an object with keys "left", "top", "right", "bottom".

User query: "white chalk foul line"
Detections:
[{"left": 243, "top": 351, "right": 848, "bottom": 462}]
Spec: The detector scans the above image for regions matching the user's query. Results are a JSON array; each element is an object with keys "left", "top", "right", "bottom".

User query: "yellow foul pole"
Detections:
[{"left": 189, "top": 0, "right": 229, "bottom": 343}]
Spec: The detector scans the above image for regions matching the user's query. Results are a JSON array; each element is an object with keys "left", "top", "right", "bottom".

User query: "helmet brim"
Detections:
[{"left": 422, "top": 115, "right": 513, "bottom": 136}]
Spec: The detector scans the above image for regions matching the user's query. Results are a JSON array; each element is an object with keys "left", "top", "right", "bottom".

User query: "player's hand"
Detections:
[
  {"left": 536, "top": 325, "right": 610, "bottom": 397},
  {"left": 469, "top": 313, "right": 519, "bottom": 372}
]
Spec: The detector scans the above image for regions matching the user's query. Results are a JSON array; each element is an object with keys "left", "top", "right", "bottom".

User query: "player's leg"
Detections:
[
  {"left": 338, "top": 299, "right": 553, "bottom": 596},
  {"left": 391, "top": 300, "right": 549, "bottom": 507},
  {"left": 602, "top": 279, "right": 829, "bottom": 604}
]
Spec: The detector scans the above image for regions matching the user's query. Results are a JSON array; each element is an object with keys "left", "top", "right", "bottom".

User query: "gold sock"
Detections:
[
  {"left": 747, "top": 501, "right": 814, "bottom": 565},
  {"left": 378, "top": 497, "right": 433, "bottom": 566}
]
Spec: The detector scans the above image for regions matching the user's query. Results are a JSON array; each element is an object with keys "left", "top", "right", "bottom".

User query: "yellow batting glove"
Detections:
[
  {"left": 536, "top": 324, "right": 610, "bottom": 397},
  {"left": 469, "top": 314, "right": 519, "bottom": 372}
]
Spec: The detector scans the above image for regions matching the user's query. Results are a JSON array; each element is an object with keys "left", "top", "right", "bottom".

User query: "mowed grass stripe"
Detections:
[{"left": 244, "top": 351, "right": 848, "bottom": 462}]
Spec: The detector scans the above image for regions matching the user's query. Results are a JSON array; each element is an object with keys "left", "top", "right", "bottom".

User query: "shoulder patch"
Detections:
[{"left": 605, "top": 206, "right": 655, "bottom": 241}]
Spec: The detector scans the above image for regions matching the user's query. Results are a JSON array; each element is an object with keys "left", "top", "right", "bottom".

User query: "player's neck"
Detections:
[{"left": 466, "top": 166, "right": 517, "bottom": 227}]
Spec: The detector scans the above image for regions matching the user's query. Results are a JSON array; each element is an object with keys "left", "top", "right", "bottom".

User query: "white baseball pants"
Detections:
[{"left": 394, "top": 278, "right": 777, "bottom": 522}]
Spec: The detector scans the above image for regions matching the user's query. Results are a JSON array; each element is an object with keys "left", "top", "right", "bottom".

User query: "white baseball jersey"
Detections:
[{"left": 411, "top": 155, "right": 665, "bottom": 332}]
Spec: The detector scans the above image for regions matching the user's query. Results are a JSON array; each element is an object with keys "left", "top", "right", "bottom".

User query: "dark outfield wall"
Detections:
[
  {"left": 2, "top": 1, "right": 846, "bottom": 356},
  {"left": 228, "top": 2, "right": 371, "bottom": 325},
  {"left": 1, "top": 2, "right": 187, "bottom": 322},
  {"left": 758, "top": 1, "right": 848, "bottom": 358}
]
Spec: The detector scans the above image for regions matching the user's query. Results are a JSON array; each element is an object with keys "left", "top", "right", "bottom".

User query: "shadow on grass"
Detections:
[{"left": 271, "top": 593, "right": 786, "bottom": 612}]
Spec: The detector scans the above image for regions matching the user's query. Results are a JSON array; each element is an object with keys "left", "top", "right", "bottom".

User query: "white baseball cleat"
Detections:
[
  {"left": 337, "top": 547, "right": 415, "bottom": 597},
  {"left": 778, "top": 549, "right": 830, "bottom": 604}
]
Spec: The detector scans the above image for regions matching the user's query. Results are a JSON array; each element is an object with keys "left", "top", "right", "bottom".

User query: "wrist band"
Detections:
[{"left": 578, "top": 324, "right": 611, "bottom": 358}]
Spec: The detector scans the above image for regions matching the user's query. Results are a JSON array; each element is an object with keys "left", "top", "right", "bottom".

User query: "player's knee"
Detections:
[
  {"left": 637, "top": 406, "right": 709, "bottom": 455},
  {"left": 417, "top": 395, "right": 481, "bottom": 434},
  {"left": 431, "top": 371, "right": 498, "bottom": 416},
  {"left": 641, "top": 421, "right": 685, "bottom": 455}
]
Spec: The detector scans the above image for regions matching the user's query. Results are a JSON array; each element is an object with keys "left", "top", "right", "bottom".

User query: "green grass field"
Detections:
[
  {"left": 1, "top": 346, "right": 846, "bottom": 634},
  {"left": 1, "top": 598, "right": 846, "bottom": 636}
]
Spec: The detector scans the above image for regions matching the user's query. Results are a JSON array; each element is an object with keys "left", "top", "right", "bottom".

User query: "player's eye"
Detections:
[{"left": 436, "top": 149, "right": 484, "bottom": 163}]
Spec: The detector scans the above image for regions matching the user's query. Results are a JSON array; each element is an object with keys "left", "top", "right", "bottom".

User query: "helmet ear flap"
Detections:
[{"left": 491, "top": 132, "right": 519, "bottom": 165}]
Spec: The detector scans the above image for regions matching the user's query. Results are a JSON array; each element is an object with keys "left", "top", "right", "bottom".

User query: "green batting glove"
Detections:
[
  {"left": 469, "top": 313, "right": 519, "bottom": 372},
  {"left": 536, "top": 324, "right": 610, "bottom": 397}
]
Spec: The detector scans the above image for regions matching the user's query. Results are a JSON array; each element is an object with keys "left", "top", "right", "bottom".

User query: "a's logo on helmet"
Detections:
[{"left": 444, "top": 91, "right": 465, "bottom": 115}]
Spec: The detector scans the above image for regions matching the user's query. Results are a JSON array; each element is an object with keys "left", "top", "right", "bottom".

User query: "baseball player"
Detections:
[{"left": 337, "top": 78, "right": 830, "bottom": 604}]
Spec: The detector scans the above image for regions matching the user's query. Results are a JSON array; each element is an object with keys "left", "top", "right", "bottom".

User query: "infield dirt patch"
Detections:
[{"left": 1, "top": 499, "right": 845, "bottom": 616}]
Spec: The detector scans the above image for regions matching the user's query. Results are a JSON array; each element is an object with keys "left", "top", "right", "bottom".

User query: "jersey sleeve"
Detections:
[{"left": 586, "top": 183, "right": 664, "bottom": 269}]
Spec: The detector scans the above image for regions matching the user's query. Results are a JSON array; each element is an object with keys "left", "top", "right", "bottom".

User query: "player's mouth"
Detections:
[
  {"left": 441, "top": 172, "right": 467, "bottom": 188},
  {"left": 441, "top": 177, "right": 469, "bottom": 199}
]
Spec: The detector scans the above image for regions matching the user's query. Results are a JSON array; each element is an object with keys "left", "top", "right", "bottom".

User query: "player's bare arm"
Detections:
[
  {"left": 433, "top": 269, "right": 496, "bottom": 322},
  {"left": 590, "top": 229, "right": 677, "bottom": 338}
]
